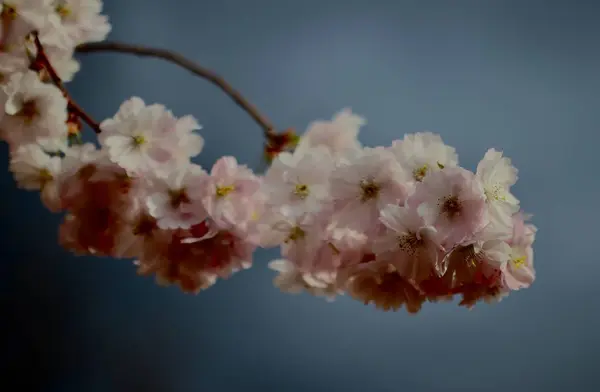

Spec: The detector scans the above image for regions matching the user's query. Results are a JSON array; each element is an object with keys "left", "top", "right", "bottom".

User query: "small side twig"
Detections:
[{"left": 75, "top": 41, "right": 277, "bottom": 137}]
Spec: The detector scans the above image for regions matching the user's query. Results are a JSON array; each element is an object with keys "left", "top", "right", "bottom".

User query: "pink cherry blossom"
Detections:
[
  {"left": 330, "top": 147, "right": 411, "bottom": 234},
  {"left": 99, "top": 97, "right": 203, "bottom": 176},
  {"left": 9, "top": 142, "right": 62, "bottom": 211},
  {"left": 263, "top": 146, "right": 333, "bottom": 214},
  {"left": 274, "top": 209, "right": 326, "bottom": 267},
  {"left": 0, "top": 0, "right": 538, "bottom": 313},
  {"left": 376, "top": 204, "right": 444, "bottom": 282},
  {"left": 58, "top": 172, "right": 133, "bottom": 257},
  {"left": 410, "top": 167, "right": 488, "bottom": 248},
  {"left": 2, "top": 0, "right": 55, "bottom": 31},
  {"left": 501, "top": 213, "right": 536, "bottom": 290},
  {"left": 295, "top": 108, "right": 365, "bottom": 158},
  {"left": 146, "top": 163, "right": 208, "bottom": 230},
  {"left": 343, "top": 259, "right": 425, "bottom": 313},
  {"left": 135, "top": 227, "right": 256, "bottom": 294},
  {"left": 268, "top": 259, "right": 342, "bottom": 301},
  {"left": 390, "top": 132, "right": 458, "bottom": 183},
  {"left": 53, "top": 0, "right": 111, "bottom": 46},
  {"left": 1, "top": 70, "right": 68, "bottom": 148},
  {"left": 476, "top": 148, "right": 520, "bottom": 230},
  {"left": 114, "top": 211, "right": 159, "bottom": 258},
  {"left": 194, "top": 156, "right": 261, "bottom": 231},
  {"left": 296, "top": 225, "right": 369, "bottom": 276}
]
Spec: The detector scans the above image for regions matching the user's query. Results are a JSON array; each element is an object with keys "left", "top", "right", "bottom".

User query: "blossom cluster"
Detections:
[
  {"left": 0, "top": 1, "right": 536, "bottom": 312},
  {"left": 0, "top": 0, "right": 109, "bottom": 151},
  {"left": 262, "top": 112, "right": 536, "bottom": 311}
]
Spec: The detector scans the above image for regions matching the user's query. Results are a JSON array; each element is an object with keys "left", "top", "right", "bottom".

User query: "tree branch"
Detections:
[
  {"left": 32, "top": 33, "right": 102, "bottom": 134},
  {"left": 75, "top": 41, "right": 276, "bottom": 137}
]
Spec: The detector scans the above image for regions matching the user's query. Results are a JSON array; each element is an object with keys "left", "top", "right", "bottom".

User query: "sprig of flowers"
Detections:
[{"left": 0, "top": 0, "right": 536, "bottom": 313}]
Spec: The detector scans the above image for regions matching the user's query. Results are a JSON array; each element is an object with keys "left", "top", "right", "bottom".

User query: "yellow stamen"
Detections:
[
  {"left": 132, "top": 135, "right": 145, "bottom": 146},
  {"left": 39, "top": 168, "right": 53, "bottom": 187},
  {"left": 468, "top": 257, "right": 477, "bottom": 267},
  {"left": 2, "top": 4, "right": 17, "bottom": 20},
  {"left": 215, "top": 185, "right": 234, "bottom": 198},
  {"left": 55, "top": 4, "right": 70, "bottom": 18},
  {"left": 397, "top": 233, "right": 422, "bottom": 255},
  {"left": 67, "top": 121, "right": 80, "bottom": 135},
  {"left": 413, "top": 164, "right": 429, "bottom": 181},
  {"left": 294, "top": 183, "right": 309, "bottom": 199},
  {"left": 485, "top": 184, "right": 507, "bottom": 202},
  {"left": 512, "top": 256, "right": 526, "bottom": 269}
]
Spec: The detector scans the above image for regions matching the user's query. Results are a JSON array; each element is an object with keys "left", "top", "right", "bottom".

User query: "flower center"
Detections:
[
  {"left": 413, "top": 164, "right": 428, "bottom": 181},
  {"left": 397, "top": 232, "right": 423, "bottom": 255},
  {"left": 484, "top": 184, "right": 506, "bottom": 202},
  {"left": 215, "top": 185, "right": 235, "bottom": 197},
  {"left": 294, "top": 183, "right": 309, "bottom": 199},
  {"left": 168, "top": 188, "right": 190, "bottom": 208},
  {"left": 360, "top": 179, "right": 380, "bottom": 202},
  {"left": 285, "top": 226, "right": 305, "bottom": 243},
  {"left": 16, "top": 100, "right": 38, "bottom": 124},
  {"left": 512, "top": 256, "right": 526, "bottom": 269},
  {"left": 55, "top": 4, "right": 70, "bottom": 18},
  {"left": 441, "top": 195, "right": 461, "bottom": 219},
  {"left": 132, "top": 135, "right": 146, "bottom": 147}
]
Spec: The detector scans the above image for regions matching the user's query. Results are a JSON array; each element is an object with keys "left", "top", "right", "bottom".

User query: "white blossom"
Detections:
[
  {"left": 9, "top": 142, "right": 62, "bottom": 210},
  {"left": 53, "top": 0, "right": 111, "bottom": 45},
  {"left": 476, "top": 148, "right": 520, "bottom": 229},
  {"left": 146, "top": 163, "right": 208, "bottom": 230},
  {"left": 390, "top": 132, "right": 458, "bottom": 183},
  {"left": 99, "top": 97, "right": 204, "bottom": 177},
  {"left": 1, "top": 70, "right": 68, "bottom": 148}
]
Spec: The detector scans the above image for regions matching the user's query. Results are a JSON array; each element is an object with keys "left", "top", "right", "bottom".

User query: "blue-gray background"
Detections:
[{"left": 2, "top": 0, "right": 599, "bottom": 391}]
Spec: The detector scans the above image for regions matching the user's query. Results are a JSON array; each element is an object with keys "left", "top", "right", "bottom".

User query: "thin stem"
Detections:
[
  {"left": 33, "top": 34, "right": 65, "bottom": 91},
  {"left": 67, "top": 101, "right": 100, "bottom": 134},
  {"left": 32, "top": 33, "right": 102, "bottom": 134},
  {"left": 75, "top": 41, "right": 276, "bottom": 137}
]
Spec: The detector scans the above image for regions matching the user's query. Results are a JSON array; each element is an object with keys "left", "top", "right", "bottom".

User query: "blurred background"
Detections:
[{"left": 2, "top": 0, "right": 599, "bottom": 391}]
